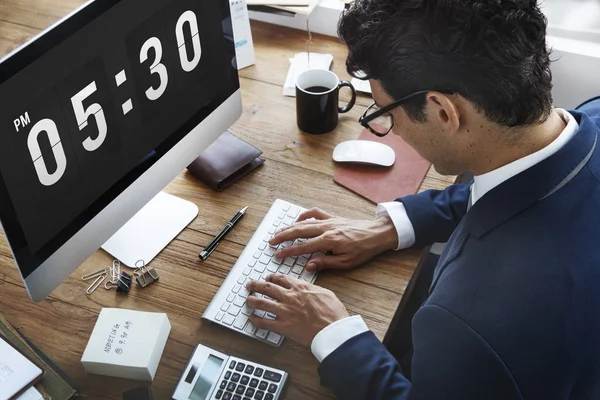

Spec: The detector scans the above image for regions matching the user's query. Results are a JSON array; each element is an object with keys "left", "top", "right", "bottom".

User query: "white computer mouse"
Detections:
[{"left": 333, "top": 140, "right": 395, "bottom": 167}]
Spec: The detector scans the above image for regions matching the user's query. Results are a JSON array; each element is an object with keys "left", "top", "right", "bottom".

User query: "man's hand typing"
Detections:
[
  {"left": 270, "top": 207, "right": 398, "bottom": 271},
  {"left": 246, "top": 274, "right": 349, "bottom": 347}
]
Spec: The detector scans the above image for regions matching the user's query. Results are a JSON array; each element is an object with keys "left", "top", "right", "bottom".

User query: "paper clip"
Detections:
[
  {"left": 86, "top": 273, "right": 107, "bottom": 295},
  {"left": 82, "top": 268, "right": 107, "bottom": 281},
  {"left": 109, "top": 260, "right": 121, "bottom": 284}
]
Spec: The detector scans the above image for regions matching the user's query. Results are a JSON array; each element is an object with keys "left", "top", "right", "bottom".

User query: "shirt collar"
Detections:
[{"left": 471, "top": 109, "right": 579, "bottom": 205}]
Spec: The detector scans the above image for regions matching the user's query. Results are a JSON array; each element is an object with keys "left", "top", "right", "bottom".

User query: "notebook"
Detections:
[
  {"left": 0, "top": 337, "right": 43, "bottom": 400},
  {"left": 333, "top": 127, "right": 431, "bottom": 204}
]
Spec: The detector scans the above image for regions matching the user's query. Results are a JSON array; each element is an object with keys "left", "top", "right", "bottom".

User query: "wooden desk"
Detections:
[{"left": 0, "top": 2, "right": 454, "bottom": 399}]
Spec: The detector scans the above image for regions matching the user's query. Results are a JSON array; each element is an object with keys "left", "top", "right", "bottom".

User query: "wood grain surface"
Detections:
[{"left": 0, "top": 2, "right": 455, "bottom": 399}]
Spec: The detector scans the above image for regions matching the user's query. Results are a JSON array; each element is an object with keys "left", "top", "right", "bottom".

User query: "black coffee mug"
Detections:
[{"left": 296, "top": 69, "right": 357, "bottom": 134}]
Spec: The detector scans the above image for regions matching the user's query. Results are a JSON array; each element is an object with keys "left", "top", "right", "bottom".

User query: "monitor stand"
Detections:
[{"left": 101, "top": 191, "right": 199, "bottom": 267}]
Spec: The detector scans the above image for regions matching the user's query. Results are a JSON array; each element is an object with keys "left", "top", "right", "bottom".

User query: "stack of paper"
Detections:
[{"left": 283, "top": 52, "right": 334, "bottom": 96}]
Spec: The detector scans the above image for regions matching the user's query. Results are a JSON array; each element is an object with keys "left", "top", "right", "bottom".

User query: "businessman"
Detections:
[{"left": 246, "top": 0, "right": 600, "bottom": 398}]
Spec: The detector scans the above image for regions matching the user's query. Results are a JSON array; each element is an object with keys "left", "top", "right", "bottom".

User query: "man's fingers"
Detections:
[
  {"left": 296, "top": 208, "right": 332, "bottom": 223},
  {"left": 245, "top": 296, "right": 280, "bottom": 314},
  {"left": 249, "top": 315, "right": 279, "bottom": 332},
  {"left": 270, "top": 224, "right": 325, "bottom": 245},
  {"left": 267, "top": 273, "right": 293, "bottom": 289},
  {"left": 275, "top": 239, "right": 324, "bottom": 259},
  {"left": 306, "top": 255, "right": 350, "bottom": 271},
  {"left": 246, "top": 280, "right": 287, "bottom": 300}
]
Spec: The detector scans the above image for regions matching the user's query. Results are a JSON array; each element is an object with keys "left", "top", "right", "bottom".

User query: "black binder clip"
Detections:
[{"left": 116, "top": 271, "right": 133, "bottom": 293}]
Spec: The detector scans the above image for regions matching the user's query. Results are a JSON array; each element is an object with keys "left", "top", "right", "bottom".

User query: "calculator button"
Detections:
[
  {"left": 220, "top": 380, "right": 227, "bottom": 389},
  {"left": 268, "top": 384, "right": 277, "bottom": 393},
  {"left": 236, "top": 363, "right": 246, "bottom": 372},
  {"left": 245, "top": 387, "right": 255, "bottom": 397},
  {"left": 223, "top": 392, "right": 232, "bottom": 400},
  {"left": 230, "top": 361, "right": 237, "bottom": 369},
  {"left": 231, "top": 373, "right": 240, "bottom": 383},
  {"left": 249, "top": 378, "right": 259, "bottom": 388},
  {"left": 265, "top": 395, "right": 274, "bottom": 400},
  {"left": 216, "top": 390, "right": 223, "bottom": 399},
  {"left": 225, "top": 371, "right": 232, "bottom": 380},
  {"left": 236, "top": 385, "right": 246, "bottom": 395},
  {"left": 254, "top": 391, "right": 264, "bottom": 400},
  {"left": 241, "top": 375, "right": 250, "bottom": 385},
  {"left": 244, "top": 398, "right": 252, "bottom": 400},
  {"left": 245, "top": 365, "right": 254, "bottom": 375},
  {"left": 254, "top": 368, "right": 264, "bottom": 377},
  {"left": 227, "top": 382, "right": 237, "bottom": 392},
  {"left": 263, "top": 371, "right": 282, "bottom": 383},
  {"left": 233, "top": 395, "right": 242, "bottom": 400},
  {"left": 258, "top": 381, "right": 268, "bottom": 391}
]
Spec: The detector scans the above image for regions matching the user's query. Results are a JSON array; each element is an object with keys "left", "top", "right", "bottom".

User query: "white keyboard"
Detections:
[{"left": 202, "top": 199, "right": 320, "bottom": 347}]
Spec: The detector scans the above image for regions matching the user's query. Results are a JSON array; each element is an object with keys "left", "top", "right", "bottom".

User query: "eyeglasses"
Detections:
[{"left": 359, "top": 89, "right": 455, "bottom": 137}]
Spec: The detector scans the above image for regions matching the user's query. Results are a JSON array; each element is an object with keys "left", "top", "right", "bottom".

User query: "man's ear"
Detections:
[{"left": 426, "top": 92, "right": 461, "bottom": 133}]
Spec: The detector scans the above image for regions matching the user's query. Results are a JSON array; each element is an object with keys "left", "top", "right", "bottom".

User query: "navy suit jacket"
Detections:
[{"left": 319, "top": 98, "right": 600, "bottom": 400}]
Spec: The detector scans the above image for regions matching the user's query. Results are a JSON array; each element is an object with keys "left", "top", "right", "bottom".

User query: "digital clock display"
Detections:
[{"left": 0, "top": 0, "right": 237, "bottom": 266}]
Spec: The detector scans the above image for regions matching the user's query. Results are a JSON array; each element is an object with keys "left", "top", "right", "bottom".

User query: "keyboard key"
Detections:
[
  {"left": 250, "top": 271, "right": 261, "bottom": 281},
  {"left": 266, "top": 262, "right": 279, "bottom": 272},
  {"left": 258, "top": 381, "right": 268, "bottom": 391},
  {"left": 300, "top": 268, "right": 316, "bottom": 282},
  {"left": 232, "top": 373, "right": 241, "bottom": 382},
  {"left": 255, "top": 329, "right": 268, "bottom": 339},
  {"left": 248, "top": 259, "right": 257, "bottom": 268},
  {"left": 243, "top": 267, "right": 252, "bottom": 276},
  {"left": 234, "top": 314, "right": 248, "bottom": 330},
  {"left": 272, "top": 257, "right": 283, "bottom": 265},
  {"left": 223, "top": 314, "right": 235, "bottom": 325},
  {"left": 292, "top": 264, "right": 303, "bottom": 275},
  {"left": 242, "top": 304, "right": 254, "bottom": 316},
  {"left": 234, "top": 296, "right": 246, "bottom": 307},
  {"left": 283, "top": 216, "right": 295, "bottom": 225},
  {"left": 267, "top": 332, "right": 281, "bottom": 344},
  {"left": 227, "top": 382, "right": 237, "bottom": 392},
  {"left": 282, "top": 203, "right": 291, "bottom": 212},
  {"left": 254, "top": 263, "right": 266, "bottom": 273},
  {"left": 228, "top": 305, "right": 242, "bottom": 316},
  {"left": 236, "top": 363, "right": 246, "bottom": 372},
  {"left": 278, "top": 265, "right": 290, "bottom": 275},
  {"left": 239, "top": 287, "right": 250, "bottom": 298},
  {"left": 246, "top": 387, "right": 255, "bottom": 397},
  {"left": 263, "top": 371, "right": 282, "bottom": 383},
  {"left": 268, "top": 226, "right": 276, "bottom": 235},
  {"left": 254, "top": 368, "right": 264, "bottom": 377},
  {"left": 255, "top": 392, "right": 264, "bottom": 400},
  {"left": 241, "top": 375, "right": 250, "bottom": 385},
  {"left": 245, "top": 365, "right": 255, "bottom": 374},
  {"left": 221, "top": 303, "right": 231, "bottom": 312},
  {"left": 263, "top": 234, "right": 272, "bottom": 242},
  {"left": 250, "top": 377, "right": 259, "bottom": 387},
  {"left": 290, "top": 272, "right": 301, "bottom": 280},
  {"left": 283, "top": 256, "right": 296, "bottom": 266},
  {"left": 253, "top": 251, "right": 261, "bottom": 259},
  {"left": 288, "top": 206, "right": 300, "bottom": 218},
  {"left": 266, "top": 312, "right": 276, "bottom": 320},
  {"left": 296, "top": 256, "right": 308, "bottom": 267},
  {"left": 236, "top": 385, "right": 246, "bottom": 395},
  {"left": 245, "top": 321, "right": 256, "bottom": 334},
  {"left": 277, "top": 211, "right": 285, "bottom": 219},
  {"left": 253, "top": 309, "right": 265, "bottom": 318},
  {"left": 233, "top": 284, "right": 241, "bottom": 293},
  {"left": 265, "top": 394, "right": 274, "bottom": 400},
  {"left": 258, "top": 242, "right": 267, "bottom": 251},
  {"left": 216, "top": 311, "right": 224, "bottom": 321},
  {"left": 268, "top": 384, "right": 277, "bottom": 393},
  {"left": 227, "top": 293, "right": 236, "bottom": 302},
  {"left": 238, "top": 275, "right": 247, "bottom": 285},
  {"left": 264, "top": 247, "right": 276, "bottom": 256},
  {"left": 281, "top": 241, "right": 293, "bottom": 248},
  {"left": 259, "top": 254, "right": 271, "bottom": 265},
  {"left": 272, "top": 220, "right": 281, "bottom": 227}
]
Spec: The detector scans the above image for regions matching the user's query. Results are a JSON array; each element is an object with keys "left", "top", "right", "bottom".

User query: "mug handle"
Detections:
[{"left": 338, "top": 81, "right": 356, "bottom": 113}]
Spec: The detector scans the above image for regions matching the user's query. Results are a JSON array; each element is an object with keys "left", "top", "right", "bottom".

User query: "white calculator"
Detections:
[{"left": 172, "top": 344, "right": 289, "bottom": 400}]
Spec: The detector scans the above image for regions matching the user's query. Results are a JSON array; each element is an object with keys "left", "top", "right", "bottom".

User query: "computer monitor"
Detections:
[{"left": 0, "top": 0, "right": 241, "bottom": 301}]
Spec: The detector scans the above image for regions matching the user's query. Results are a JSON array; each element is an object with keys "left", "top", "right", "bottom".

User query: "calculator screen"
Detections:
[{"left": 189, "top": 355, "right": 224, "bottom": 400}]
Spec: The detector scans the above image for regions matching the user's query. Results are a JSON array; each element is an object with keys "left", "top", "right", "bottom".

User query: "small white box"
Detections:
[{"left": 81, "top": 308, "right": 171, "bottom": 381}]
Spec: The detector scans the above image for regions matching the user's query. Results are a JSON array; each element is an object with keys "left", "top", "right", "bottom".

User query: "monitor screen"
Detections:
[{"left": 0, "top": 0, "right": 238, "bottom": 279}]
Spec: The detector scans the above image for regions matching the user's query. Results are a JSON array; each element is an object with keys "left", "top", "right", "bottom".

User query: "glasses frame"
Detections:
[{"left": 359, "top": 89, "right": 455, "bottom": 137}]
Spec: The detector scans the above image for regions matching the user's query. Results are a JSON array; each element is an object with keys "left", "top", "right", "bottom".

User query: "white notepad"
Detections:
[{"left": 0, "top": 338, "right": 43, "bottom": 400}]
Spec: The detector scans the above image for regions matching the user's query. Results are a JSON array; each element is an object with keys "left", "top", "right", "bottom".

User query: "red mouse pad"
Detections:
[{"left": 333, "top": 127, "right": 431, "bottom": 204}]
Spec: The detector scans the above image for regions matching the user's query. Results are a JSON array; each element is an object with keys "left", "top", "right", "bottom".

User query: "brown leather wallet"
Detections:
[{"left": 187, "top": 131, "right": 265, "bottom": 191}]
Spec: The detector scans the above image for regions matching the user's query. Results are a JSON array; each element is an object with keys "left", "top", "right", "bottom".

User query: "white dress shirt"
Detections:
[{"left": 311, "top": 109, "right": 579, "bottom": 363}]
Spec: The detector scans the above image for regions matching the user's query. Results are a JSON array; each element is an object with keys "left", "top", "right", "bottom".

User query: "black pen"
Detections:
[{"left": 199, "top": 206, "right": 248, "bottom": 260}]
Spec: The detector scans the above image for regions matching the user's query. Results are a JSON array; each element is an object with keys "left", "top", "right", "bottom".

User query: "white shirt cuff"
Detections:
[
  {"left": 311, "top": 315, "right": 369, "bottom": 363},
  {"left": 376, "top": 202, "right": 416, "bottom": 250}
]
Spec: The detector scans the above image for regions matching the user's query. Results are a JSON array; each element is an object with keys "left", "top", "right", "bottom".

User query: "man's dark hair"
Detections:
[{"left": 338, "top": 0, "right": 553, "bottom": 126}]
